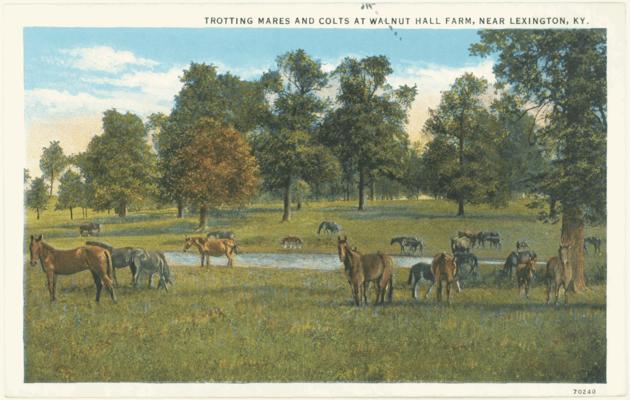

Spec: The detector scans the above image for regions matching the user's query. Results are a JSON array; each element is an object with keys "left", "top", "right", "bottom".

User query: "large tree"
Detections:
[
  {"left": 156, "top": 63, "right": 267, "bottom": 219},
  {"left": 254, "top": 49, "right": 332, "bottom": 221},
  {"left": 39, "top": 140, "right": 68, "bottom": 196},
  {"left": 55, "top": 170, "right": 84, "bottom": 220},
  {"left": 26, "top": 177, "right": 48, "bottom": 220},
  {"left": 471, "top": 30, "right": 606, "bottom": 291},
  {"left": 78, "top": 109, "right": 157, "bottom": 217},
  {"left": 422, "top": 73, "right": 510, "bottom": 215},
  {"left": 321, "top": 55, "right": 416, "bottom": 210},
  {"left": 167, "top": 118, "right": 259, "bottom": 229}
]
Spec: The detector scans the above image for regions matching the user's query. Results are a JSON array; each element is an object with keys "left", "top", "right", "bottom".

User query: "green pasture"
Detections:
[{"left": 24, "top": 199, "right": 606, "bottom": 382}]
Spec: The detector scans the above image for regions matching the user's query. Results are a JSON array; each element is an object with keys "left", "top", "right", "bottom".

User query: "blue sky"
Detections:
[{"left": 24, "top": 27, "right": 495, "bottom": 175}]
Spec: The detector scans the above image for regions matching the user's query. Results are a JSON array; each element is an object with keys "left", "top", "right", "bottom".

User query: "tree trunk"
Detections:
[
  {"left": 198, "top": 204, "right": 208, "bottom": 230},
  {"left": 176, "top": 199, "right": 184, "bottom": 218},
  {"left": 296, "top": 194, "right": 302, "bottom": 211},
  {"left": 49, "top": 171, "right": 54, "bottom": 196},
  {"left": 358, "top": 169, "right": 366, "bottom": 211},
  {"left": 36, "top": 208, "right": 40, "bottom": 220},
  {"left": 561, "top": 208, "right": 586, "bottom": 292},
  {"left": 117, "top": 203, "right": 127, "bottom": 217},
  {"left": 69, "top": 207, "right": 73, "bottom": 220},
  {"left": 369, "top": 178, "right": 375, "bottom": 201},
  {"left": 282, "top": 181, "right": 291, "bottom": 222},
  {"left": 457, "top": 197, "right": 465, "bottom": 216}
]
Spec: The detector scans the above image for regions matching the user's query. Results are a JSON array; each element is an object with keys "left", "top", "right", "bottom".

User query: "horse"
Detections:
[
  {"left": 453, "top": 251, "right": 479, "bottom": 281},
  {"left": 478, "top": 231, "right": 501, "bottom": 248},
  {"left": 183, "top": 236, "right": 237, "bottom": 267},
  {"left": 403, "top": 237, "right": 424, "bottom": 256},
  {"left": 583, "top": 236, "right": 602, "bottom": 255},
  {"left": 390, "top": 236, "right": 414, "bottom": 254},
  {"left": 79, "top": 222, "right": 101, "bottom": 237},
  {"left": 86, "top": 241, "right": 146, "bottom": 285},
  {"left": 457, "top": 230, "right": 480, "bottom": 248},
  {"left": 408, "top": 262, "right": 433, "bottom": 299},
  {"left": 450, "top": 236, "right": 471, "bottom": 253},
  {"left": 132, "top": 250, "right": 173, "bottom": 291},
  {"left": 428, "top": 253, "right": 459, "bottom": 303},
  {"left": 29, "top": 235, "right": 116, "bottom": 303},
  {"left": 318, "top": 221, "right": 341, "bottom": 235},
  {"left": 337, "top": 236, "right": 394, "bottom": 306},
  {"left": 206, "top": 231, "right": 236, "bottom": 240},
  {"left": 503, "top": 250, "right": 537, "bottom": 281},
  {"left": 515, "top": 257, "right": 537, "bottom": 298},
  {"left": 281, "top": 236, "right": 303, "bottom": 249},
  {"left": 544, "top": 245, "right": 572, "bottom": 305}
]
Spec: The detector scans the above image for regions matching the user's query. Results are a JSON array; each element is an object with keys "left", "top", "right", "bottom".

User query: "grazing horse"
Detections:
[
  {"left": 408, "top": 262, "right": 462, "bottom": 300},
  {"left": 451, "top": 236, "right": 471, "bottom": 253},
  {"left": 428, "top": 253, "right": 459, "bottom": 303},
  {"left": 390, "top": 236, "right": 423, "bottom": 255},
  {"left": 516, "top": 240, "right": 529, "bottom": 251},
  {"left": 479, "top": 231, "right": 501, "bottom": 248},
  {"left": 183, "top": 236, "right": 237, "bottom": 267},
  {"left": 458, "top": 230, "right": 480, "bottom": 248},
  {"left": 337, "top": 236, "right": 394, "bottom": 306},
  {"left": 391, "top": 236, "right": 413, "bottom": 254},
  {"left": 29, "top": 235, "right": 116, "bottom": 303},
  {"left": 544, "top": 245, "right": 572, "bottom": 305},
  {"left": 503, "top": 250, "right": 537, "bottom": 281},
  {"left": 318, "top": 221, "right": 341, "bottom": 235},
  {"left": 132, "top": 250, "right": 172, "bottom": 291},
  {"left": 79, "top": 222, "right": 101, "bottom": 237},
  {"left": 206, "top": 231, "right": 236, "bottom": 240},
  {"left": 453, "top": 251, "right": 479, "bottom": 281},
  {"left": 86, "top": 241, "right": 145, "bottom": 285},
  {"left": 583, "top": 236, "right": 602, "bottom": 255},
  {"left": 281, "top": 236, "right": 303, "bottom": 249},
  {"left": 515, "top": 258, "right": 537, "bottom": 298}
]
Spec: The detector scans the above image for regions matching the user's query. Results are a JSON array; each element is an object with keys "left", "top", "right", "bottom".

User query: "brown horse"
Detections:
[
  {"left": 544, "top": 245, "right": 572, "bottom": 305},
  {"left": 515, "top": 257, "right": 537, "bottom": 298},
  {"left": 337, "top": 236, "right": 394, "bottom": 306},
  {"left": 28, "top": 235, "right": 116, "bottom": 303},
  {"left": 183, "top": 236, "right": 237, "bottom": 267},
  {"left": 428, "top": 253, "right": 459, "bottom": 303}
]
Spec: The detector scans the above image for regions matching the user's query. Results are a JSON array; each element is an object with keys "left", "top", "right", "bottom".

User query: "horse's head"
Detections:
[
  {"left": 183, "top": 236, "right": 193, "bottom": 252},
  {"left": 29, "top": 234, "right": 44, "bottom": 267},
  {"left": 337, "top": 235, "right": 350, "bottom": 262},
  {"left": 559, "top": 245, "right": 570, "bottom": 268}
]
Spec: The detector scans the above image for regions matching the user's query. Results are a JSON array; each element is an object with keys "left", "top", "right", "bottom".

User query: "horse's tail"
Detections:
[
  {"left": 387, "top": 273, "right": 394, "bottom": 302},
  {"left": 86, "top": 240, "right": 114, "bottom": 252},
  {"left": 105, "top": 249, "right": 116, "bottom": 286},
  {"left": 407, "top": 267, "right": 413, "bottom": 284}
]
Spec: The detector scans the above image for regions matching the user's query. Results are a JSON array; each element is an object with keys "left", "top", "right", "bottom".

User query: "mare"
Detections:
[
  {"left": 583, "top": 236, "right": 602, "bottom": 255},
  {"left": 458, "top": 230, "right": 480, "bottom": 248},
  {"left": 183, "top": 236, "right": 237, "bottom": 267},
  {"left": 427, "top": 253, "right": 459, "bottom": 303},
  {"left": 544, "top": 245, "right": 572, "bottom": 305},
  {"left": 29, "top": 235, "right": 116, "bottom": 303},
  {"left": 281, "top": 236, "right": 303, "bottom": 249},
  {"left": 503, "top": 250, "right": 537, "bottom": 281},
  {"left": 132, "top": 250, "right": 173, "bottom": 291},
  {"left": 450, "top": 236, "right": 471, "bottom": 253},
  {"left": 337, "top": 236, "right": 394, "bottom": 306},
  {"left": 318, "top": 221, "right": 341, "bottom": 235}
]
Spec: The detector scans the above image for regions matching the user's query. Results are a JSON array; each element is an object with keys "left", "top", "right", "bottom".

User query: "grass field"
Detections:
[{"left": 24, "top": 198, "right": 606, "bottom": 382}]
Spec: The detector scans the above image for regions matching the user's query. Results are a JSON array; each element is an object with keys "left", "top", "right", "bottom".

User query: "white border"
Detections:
[{"left": 2, "top": 1, "right": 627, "bottom": 398}]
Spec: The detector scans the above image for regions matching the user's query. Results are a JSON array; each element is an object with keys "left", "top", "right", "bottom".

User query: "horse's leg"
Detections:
[
  {"left": 45, "top": 271, "right": 56, "bottom": 302},
  {"left": 554, "top": 282, "right": 561, "bottom": 305},
  {"left": 563, "top": 283, "right": 569, "bottom": 305},
  {"left": 90, "top": 271, "right": 102, "bottom": 303},
  {"left": 411, "top": 275, "right": 417, "bottom": 299},
  {"left": 446, "top": 281, "right": 451, "bottom": 304},
  {"left": 424, "top": 281, "right": 434, "bottom": 300},
  {"left": 148, "top": 272, "right": 153, "bottom": 288},
  {"left": 52, "top": 273, "right": 58, "bottom": 301},
  {"left": 436, "top": 280, "right": 442, "bottom": 302}
]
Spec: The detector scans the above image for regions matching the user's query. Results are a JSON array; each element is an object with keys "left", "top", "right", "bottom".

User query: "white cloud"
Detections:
[
  {"left": 82, "top": 66, "right": 183, "bottom": 99},
  {"left": 60, "top": 46, "right": 158, "bottom": 73}
]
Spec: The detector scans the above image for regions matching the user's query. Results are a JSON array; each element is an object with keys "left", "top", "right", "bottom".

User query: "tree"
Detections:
[
  {"left": 78, "top": 109, "right": 157, "bottom": 217},
  {"left": 27, "top": 177, "right": 48, "bottom": 220},
  {"left": 321, "top": 55, "right": 416, "bottom": 210},
  {"left": 24, "top": 169, "right": 31, "bottom": 184},
  {"left": 156, "top": 63, "right": 268, "bottom": 219},
  {"left": 471, "top": 30, "right": 606, "bottom": 291},
  {"left": 167, "top": 118, "right": 259, "bottom": 229},
  {"left": 55, "top": 170, "right": 84, "bottom": 219},
  {"left": 254, "top": 49, "right": 332, "bottom": 221},
  {"left": 39, "top": 140, "right": 68, "bottom": 196},
  {"left": 422, "top": 73, "right": 510, "bottom": 215}
]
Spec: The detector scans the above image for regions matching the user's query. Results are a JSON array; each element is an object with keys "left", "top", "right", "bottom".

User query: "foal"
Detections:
[{"left": 544, "top": 245, "right": 572, "bottom": 305}]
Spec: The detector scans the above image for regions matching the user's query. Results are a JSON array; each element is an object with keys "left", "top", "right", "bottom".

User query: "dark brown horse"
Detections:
[
  {"left": 428, "top": 253, "right": 459, "bottom": 303},
  {"left": 337, "top": 236, "right": 394, "bottom": 306},
  {"left": 544, "top": 245, "right": 572, "bottom": 305},
  {"left": 29, "top": 235, "right": 116, "bottom": 303},
  {"left": 183, "top": 236, "right": 237, "bottom": 267}
]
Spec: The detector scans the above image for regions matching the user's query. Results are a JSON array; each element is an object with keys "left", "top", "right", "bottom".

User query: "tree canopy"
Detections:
[
  {"left": 27, "top": 177, "right": 48, "bottom": 220},
  {"left": 39, "top": 140, "right": 68, "bottom": 196}
]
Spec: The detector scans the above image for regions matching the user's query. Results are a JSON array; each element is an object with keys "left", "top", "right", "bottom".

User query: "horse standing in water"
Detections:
[
  {"left": 337, "top": 236, "right": 394, "bottom": 306},
  {"left": 183, "top": 236, "right": 237, "bottom": 267},
  {"left": 29, "top": 235, "right": 117, "bottom": 303}
]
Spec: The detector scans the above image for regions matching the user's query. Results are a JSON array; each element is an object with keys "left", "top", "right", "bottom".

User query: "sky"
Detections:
[{"left": 24, "top": 28, "right": 496, "bottom": 176}]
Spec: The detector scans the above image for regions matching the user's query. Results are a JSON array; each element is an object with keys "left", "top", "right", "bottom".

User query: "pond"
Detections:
[{"left": 163, "top": 251, "right": 510, "bottom": 271}]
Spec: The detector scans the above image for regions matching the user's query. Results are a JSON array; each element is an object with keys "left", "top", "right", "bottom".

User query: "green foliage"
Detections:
[
  {"left": 24, "top": 168, "right": 31, "bottom": 184},
  {"left": 471, "top": 30, "right": 606, "bottom": 223},
  {"left": 26, "top": 177, "right": 48, "bottom": 218},
  {"left": 77, "top": 109, "right": 157, "bottom": 216},
  {"left": 321, "top": 55, "right": 417, "bottom": 209},
  {"left": 39, "top": 140, "right": 68, "bottom": 195},
  {"left": 55, "top": 170, "right": 84, "bottom": 218}
]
